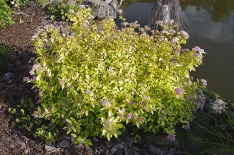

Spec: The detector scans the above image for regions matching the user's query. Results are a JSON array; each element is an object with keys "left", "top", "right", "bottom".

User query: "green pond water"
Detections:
[{"left": 120, "top": 0, "right": 234, "bottom": 102}]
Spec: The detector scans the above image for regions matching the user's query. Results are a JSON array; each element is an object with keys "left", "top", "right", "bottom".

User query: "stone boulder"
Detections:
[{"left": 43, "top": 0, "right": 122, "bottom": 19}]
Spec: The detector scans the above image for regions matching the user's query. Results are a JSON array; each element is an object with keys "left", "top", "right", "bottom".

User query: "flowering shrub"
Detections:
[{"left": 29, "top": 8, "right": 204, "bottom": 145}]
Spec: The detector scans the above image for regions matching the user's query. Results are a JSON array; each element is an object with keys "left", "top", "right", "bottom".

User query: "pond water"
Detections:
[{"left": 120, "top": 0, "right": 234, "bottom": 102}]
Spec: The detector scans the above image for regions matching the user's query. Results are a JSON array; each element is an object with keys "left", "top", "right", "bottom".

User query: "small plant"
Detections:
[
  {"left": 47, "top": 2, "right": 71, "bottom": 20},
  {"left": 0, "top": 0, "right": 15, "bottom": 28},
  {"left": 36, "top": 0, "right": 49, "bottom": 7},
  {"left": 28, "top": 8, "right": 205, "bottom": 145},
  {"left": 0, "top": 45, "right": 11, "bottom": 75},
  {"left": 188, "top": 110, "right": 234, "bottom": 154},
  {"left": 9, "top": 98, "right": 41, "bottom": 134},
  {"left": 9, "top": 98, "right": 59, "bottom": 144},
  {"left": 174, "top": 84, "right": 234, "bottom": 154},
  {"left": 9, "top": 0, "right": 30, "bottom": 8},
  {"left": 37, "top": 0, "right": 84, "bottom": 20}
]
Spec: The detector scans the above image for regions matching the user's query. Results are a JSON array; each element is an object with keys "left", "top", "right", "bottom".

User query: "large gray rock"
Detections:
[
  {"left": 111, "top": 142, "right": 125, "bottom": 154},
  {"left": 45, "top": 0, "right": 122, "bottom": 19},
  {"left": 148, "top": 145, "right": 164, "bottom": 155},
  {"left": 88, "top": 0, "right": 122, "bottom": 19}
]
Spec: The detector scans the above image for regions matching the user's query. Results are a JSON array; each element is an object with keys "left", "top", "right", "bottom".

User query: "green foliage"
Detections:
[
  {"left": 202, "top": 87, "right": 220, "bottom": 102},
  {"left": 175, "top": 93, "right": 234, "bottom": 155},
  {"left": 181, "top": 0, "right": 234, "bottom": 22},
  {"left": 30, "top": 8, "right": 204, "bottom": 145},
  {"left": 0, "top": 0, "right": 14, "bottom": 28},
  {"left": 188, "top": 110, "right": 234, "bottom": 154},
  {"left": 37, "top": 0, "right": 82, "bottom": 20},
  {"left": 36, "top": 0, "right": 49, "bottom": 7},
  {"left": 9, "top": 98, "right": 40, "bottom": 134},
  {"left": 0, "top": 45, "right": 11, "bottom": 75},
  {"left": 10, "top": 0, "right": 29, "bottom": 8},
  {"left": 48, "top": 2, "right": 77, "bottom": 20},
  {"left": 9, "top": 98, "right": 59, "bottom": 144}
]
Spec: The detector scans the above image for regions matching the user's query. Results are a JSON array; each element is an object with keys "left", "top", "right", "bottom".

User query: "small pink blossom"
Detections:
[
  {"left": 78, "top": 5, "right": 87, "bottom": 9},
  {"left": 127, "top": 113, "right": 133, "bottom": 120},
  {"left": 175, "top": 88, "right": 183, "bottom": 95},
  {"left": 43, "top": 25, "right": 49, "bottom": 29},
  {"left": 78, "top": 140, "right": 84, "bottom": 148},
  {"left": 69, "top": 9, "right": 74, "bottom": 13},
  {"left": 100, "top": 99, "right": 110, "bottom": 106},
  {"left": 170, "top": 19, "right": 174, "bottom": 24},
  {"left": 161, "top": 30, "right": 169, "bottom": 34},
  {"left": 184, "top": 124, "right": 190, "bottom": 130},
  {"left": 200, "top": 79, "right": 207, "bottom": 87},
  {"left": 129, "top": 100, "right": 134, "bottom": 105},
  {"left": 121, "top": 22, "right": 129, "bottom": 27},
  {"left": 32, "top": 76, "right": 37, "bottom": 81},
  {"left": 23, "top": 76, "right": 30, "bottom": 82},
  {"left": 194, "top": 53, "right": 200, "bottom": 57},
  {"left": 85, "top": 90, "right": 91, "bottom": 94},
  {"left": 180, "top": 31, "right": 189, "bottom": 38},
  {"left": 32, "top": 111, "right": 39, "bottom": 118},
  {"left": 116, "top": 9, "right": 123, "bottom": 15},
  {"left": 169, "top": 29, "right": 176, "bottom": 34},
  {"left": 180, "top": 48, "right": 189, "bottom": 54},
  {"left": 171, "top": 39, "right": 178, "bottom": 43},
  {"left": 68, "top": 33, "right": 75, "bottom": 38},
  {"left": 31, "top": 35, "right": 37, "bottom": 39},
  {"left": 167, "top": 133, "right": 175, "bottom": 141},
  {"left": 29, "top": 63, "right": 40, "bottom": 75},
  {"left": 192, "top": 46, "right": 204, "bottom": 53}
]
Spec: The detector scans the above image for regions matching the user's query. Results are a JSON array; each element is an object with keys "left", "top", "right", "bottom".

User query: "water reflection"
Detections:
[
  {"left": 180, "top": 0, "right": 234, "bottom": 22},
  {"left": 121, "top": 1, "right": 234, "bottom": 101},
  {"left": 183, "top": 6, "right": 234, "bottom": 102},
  {"left": 184, "top": 6, "right": 234, "bottom": 43},
  {"left": 121, "top": 0, "right": 234, "bottom": 22}
]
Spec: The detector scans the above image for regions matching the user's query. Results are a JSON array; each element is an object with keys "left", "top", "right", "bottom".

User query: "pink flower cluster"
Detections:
[
  {"left": 167, "top": 133, "right": 175, "bottom": 141},
  {"left": 175, "top": 87, "right": 183, "bottom": 95}
]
